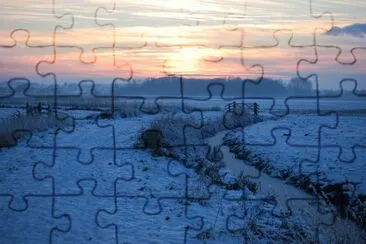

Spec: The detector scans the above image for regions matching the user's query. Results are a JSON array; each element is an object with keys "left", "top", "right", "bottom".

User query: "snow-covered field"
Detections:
[
  {"left": 1, "top": 98, "right": 365, "bottom": 243},
  {"left": 222, "top": 104, "right": 366, "bottom": 230},
  {"left": 0, "top": 108, "right": 322, "bottom": 243},
  {"left": 224, "top": 114, "right": 366, "bottom": 195}
]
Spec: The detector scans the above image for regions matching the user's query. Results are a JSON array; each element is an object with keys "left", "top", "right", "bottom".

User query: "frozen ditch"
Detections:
[{"left": 206, "top": 126, "right": 366, "bottom": 241}]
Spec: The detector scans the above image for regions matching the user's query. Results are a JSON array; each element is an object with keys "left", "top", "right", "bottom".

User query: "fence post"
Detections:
[
  {"left": 47, "top": 104, "right": 52, "bottom": 115},
  {"left": 37, "top": 102, "right": 42, "bottom": 116},
  {"left": 253, "top": 102, "right": 259, "bottom": 116},
  {"left": 26, "top": 102, "right": 29, "bottom": 116}
]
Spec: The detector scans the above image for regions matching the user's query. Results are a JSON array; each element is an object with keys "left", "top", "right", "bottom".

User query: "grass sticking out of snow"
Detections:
[{"left": 0, "top": 110, "right": 71, "bottom": 147}]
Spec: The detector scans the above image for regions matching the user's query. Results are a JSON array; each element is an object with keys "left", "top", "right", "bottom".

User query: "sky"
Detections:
[{"left": 0, "top": 0, "right": 365, "bottom": 90}]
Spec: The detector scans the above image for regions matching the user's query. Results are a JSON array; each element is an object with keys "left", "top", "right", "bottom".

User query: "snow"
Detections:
[
  {"left": 207, "top": 130, "right": 365, "bottom": 241},
  {"left": 0, "top": 107, "right": 23, "bottom": 120},
  {"left": 61, "top": 109, "right": 102, "bottom": 120},
  {"left": 224, "top": 113, "right": 366, "bottom": 196},
  {"left": 1, "top": 99, "right": 366, "bottom": 243},
  {"left": 0, "top": 108, "right": 325, "bottom": 243}
]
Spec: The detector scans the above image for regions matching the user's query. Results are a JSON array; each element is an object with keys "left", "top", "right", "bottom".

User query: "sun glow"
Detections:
[{"left": 164, "top": 47, "right": 203, "bottom": 75}]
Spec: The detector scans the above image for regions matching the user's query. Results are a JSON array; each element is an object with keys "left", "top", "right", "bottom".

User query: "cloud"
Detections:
[{"left": 325, "top": 22, "right": 366, "bottom": 38}]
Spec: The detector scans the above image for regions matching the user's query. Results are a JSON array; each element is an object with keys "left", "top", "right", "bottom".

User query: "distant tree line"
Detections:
[
  {"left": 1, "top": 76, "right": 364, "bottom": 98},
  {"left": 115, "top": 76, "right": 315, "bottom": 97}
]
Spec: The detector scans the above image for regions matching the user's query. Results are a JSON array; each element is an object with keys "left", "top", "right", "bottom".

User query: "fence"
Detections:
[
  {"left": 224, "top": 101, "right": 259, "bottom": 116},
  {"left": 25, "top": 102, "right": 52, "bottom": 116}
]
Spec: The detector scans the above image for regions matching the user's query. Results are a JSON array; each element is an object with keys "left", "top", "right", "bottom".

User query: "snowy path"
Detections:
[{"left": 206, "top": 129, "right": 366, "bottom": 242}]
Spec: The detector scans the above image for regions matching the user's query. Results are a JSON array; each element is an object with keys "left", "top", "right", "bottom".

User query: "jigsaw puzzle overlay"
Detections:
[{"left": 1, "top": 0, "right": 366, "bottom": 243}]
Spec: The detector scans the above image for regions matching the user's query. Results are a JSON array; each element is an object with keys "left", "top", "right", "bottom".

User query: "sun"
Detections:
[
  {"left": 179, "top": 48, "right": 200, "bottom": 69},
  {"left": 165, "top": 47, "right": 202, "bottom": 75}
]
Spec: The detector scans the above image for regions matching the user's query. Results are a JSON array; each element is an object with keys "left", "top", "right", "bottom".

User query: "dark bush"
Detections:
[
  {"left": 99, "top": 111, "right": 113, "bottom": 119},
  {"left": 140, "top": 129, "right": 163, "bottom": 153}
]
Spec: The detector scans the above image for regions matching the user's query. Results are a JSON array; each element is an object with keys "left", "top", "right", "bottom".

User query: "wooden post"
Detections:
[
  {"left": 26, "top": 102, "right": 29, "bottom": 116},
  {"left": 47, "top": 104, "right": 52, "bottom": 115},
  {"left": 37, "top": 102, "right": 42, "bottom": 116},
  {"left": 253, "top": 102, "right": 259, "bottom": 116}
]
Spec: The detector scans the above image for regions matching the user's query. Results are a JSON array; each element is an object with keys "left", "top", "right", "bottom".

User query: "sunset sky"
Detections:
[{"left": 0, "top": 0, "right": 365, "bottom": 89}]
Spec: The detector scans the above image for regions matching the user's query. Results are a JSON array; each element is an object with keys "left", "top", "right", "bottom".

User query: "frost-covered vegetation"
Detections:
[
  {"left": 223, "top": 114, "right": 366, "bottom": 229},
  {"left": 1, "top": 96, "right": 365, "bottom": 242},
  {"left": 0, "top": 108, "right": 70, "bottom": 147},
  {"left": 137, "top": 106, "right": 261, "bottom": 161},
  {"left": 132, "top": 109, "right": 325, "bottom": 242}
]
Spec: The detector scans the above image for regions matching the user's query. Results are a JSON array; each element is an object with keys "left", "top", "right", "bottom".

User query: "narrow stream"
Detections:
[{"left": 206, "top": 129, "right": 365, "bottom": 242}]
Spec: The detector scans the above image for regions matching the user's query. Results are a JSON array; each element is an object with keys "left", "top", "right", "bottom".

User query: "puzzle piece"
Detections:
[
  {"left": 0, "top": 0, "right": 72, "bottom": 46},
  {"left": 242, "top": 30, "right": 320, "bottom": 115},
  {"left": 52, "top": 180, "right": 115, "bottom": 243},
  {"left": 21, "top": 79, "right": 119, "bottom": 160},
  {"left": 239, "top": 0, "right": 333, "bottom": 46},
  {"left": 173, "top": 42, "right": 264, "bottom": 95},
  {"left": 53, "top": 0, "right": 115, "bottom": 62},
  {"left": 315, "top": 26, "right": 366, "bottom": 64},
  {"left": 0, "top": 144, "right": 53, "bottom": 210},
  {"left": 298, "top": 47, "right": 366, "bottom": 91},
  {"left": 300, "top": 146, "right": 366, "bottom": 231},
  {"left": 0, "top": 79, "right": 34, "bottom": 104},
  {"left": 186, "top": 187, "right": 261, "bottom": 242},
  {"left": 0, "top": 195, "right": 70, "bottom": 243},
  {"left": 96, "top": 197, "right": 203, "bottom": 243},
  {"left": 105, "top": 5, "right": 203, "bottom": 75},
  {"left": 310, "top": 0, "right": 366, "bottom": 26},
  {"left": 221, "top": 1, "right": 333, "bottom": 47},
  {"left": 245, "top": 30, "right": 317, "bottom": 80},
  {"left": 53, "top": 80, "right": 114, "bottom": 109},
  {"left": 226, "top": 101, "right": 336, "bottom": 147},
  {"left": 36, "top": 48, "right": 132, "bottom": 96},
  {"left": 222, "top": 14, "right": 280, "bottom": 49},
  {"left": 283, "top": 197, "right": 335, "bottom": 241},
  {"left": 55, "top": 119, "right": 115, "bottom": 163},
  {"left": 319, "top": 80, "right": 366, "bottom": 162},
  {"left": 223, "top": 126, "right": 329, "bottom": 185},
  {"left": 114, "top": 151, "right": 187, "bottom": 213},
  {"left": 157, "top": 27, "right": 242, "bottom": 64},
  {"left": 95, "top": 1, "right": 148, "bottom": 49},
  {"left": 112, "top": 43, "right": 171, "bottom": 78},
  {"left": 303, "top": 146, "right": 366, "bottom": 197},
  {"left": 33, "top": 148, "right": 133, "bottom": 195},
  {"left": 213, "top": 143, "right": 336, "bottom": 241},
  {"left": 101, "top": 76, "right": 205, "bottom": 150},
  {"left": 0, "top": 31, "right": 55, "bottom": 96}
]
